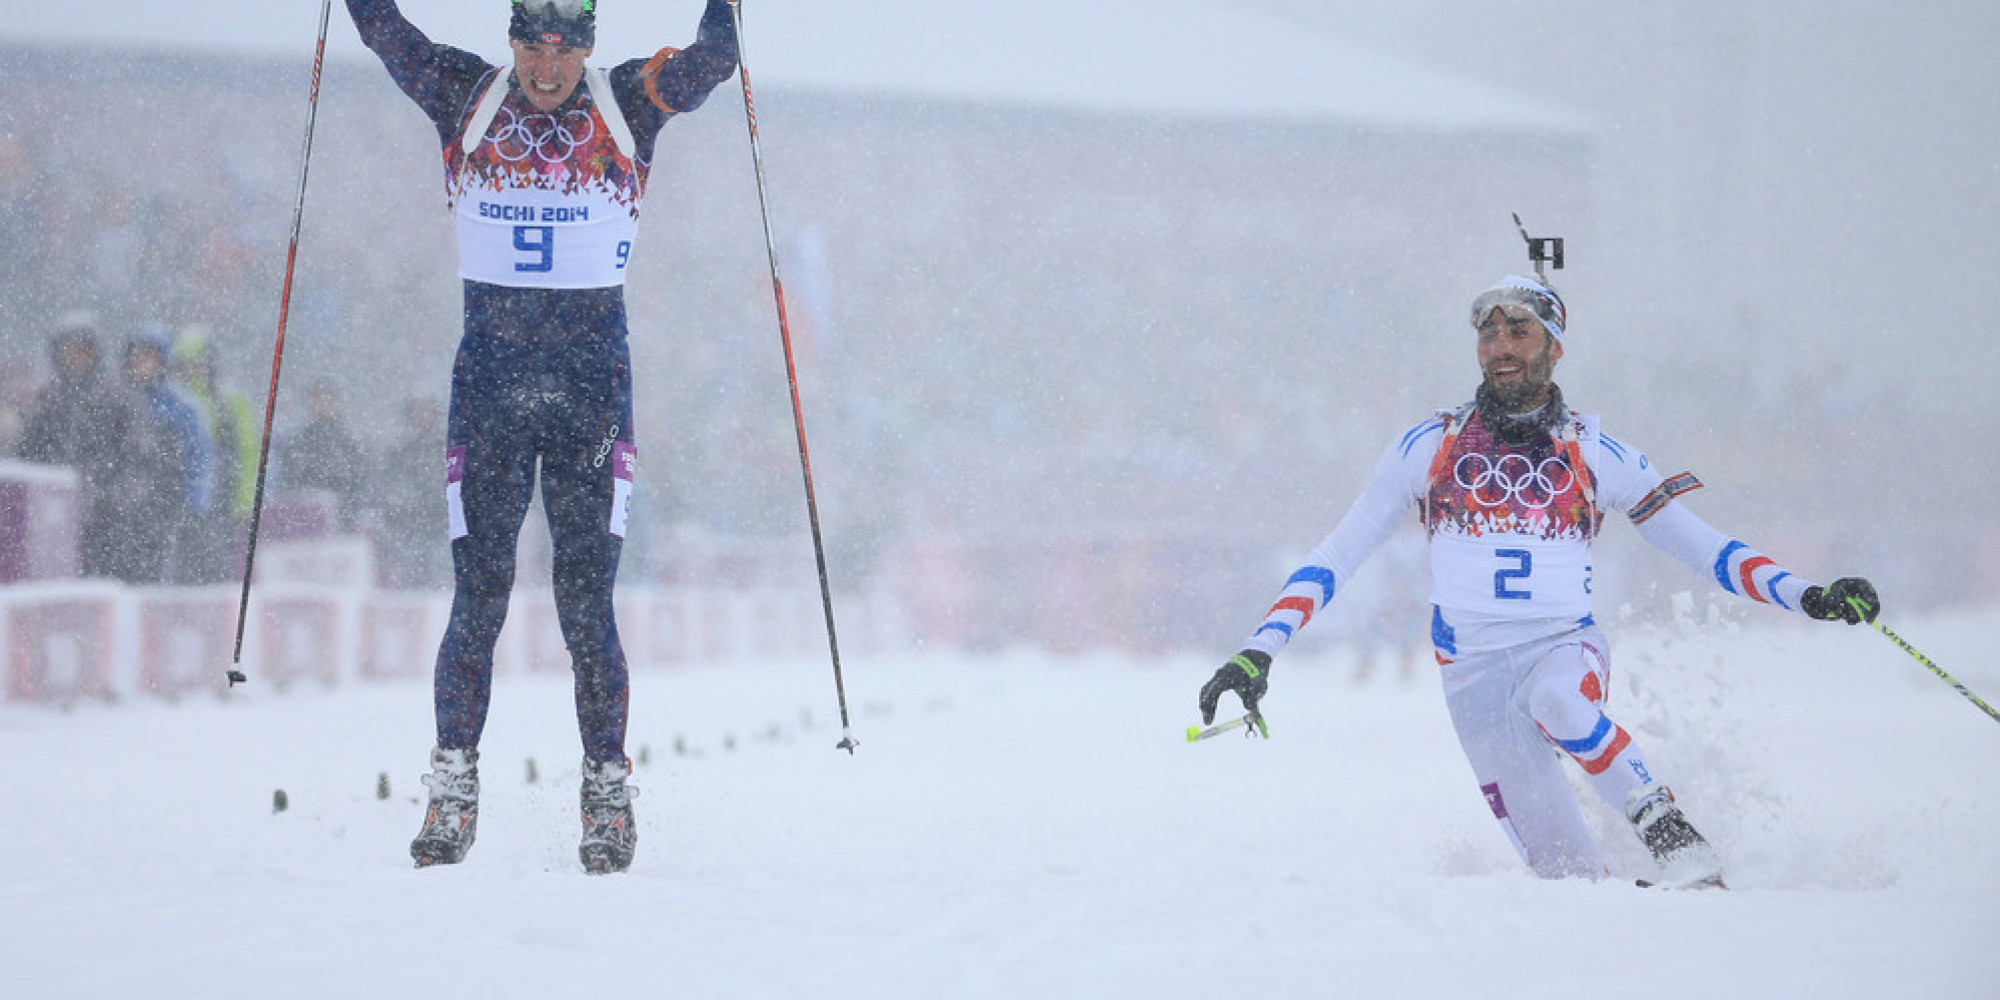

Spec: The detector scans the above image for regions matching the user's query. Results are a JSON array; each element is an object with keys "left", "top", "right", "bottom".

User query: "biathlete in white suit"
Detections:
[
  {"left": 1198, "top": 273, "right": 1882, "bottom": 887},
  {"left": 348, "top": 0, "right": 739, "bottom": 874}
]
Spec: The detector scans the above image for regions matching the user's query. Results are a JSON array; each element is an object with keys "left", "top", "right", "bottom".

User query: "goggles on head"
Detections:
[
  {"left": 510, "top": 0, "right": 597, "bottom": 49},
  {"left": 1470, "top": 276, "right": 1566, "bottom": 343}
]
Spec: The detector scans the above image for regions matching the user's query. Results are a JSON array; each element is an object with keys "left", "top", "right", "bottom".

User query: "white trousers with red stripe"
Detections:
[{"left": 1438, "top": 625, "right": 1660, "bottom": 878}]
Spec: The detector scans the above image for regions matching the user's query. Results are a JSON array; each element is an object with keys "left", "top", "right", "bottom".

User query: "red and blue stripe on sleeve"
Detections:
[
  {"left": 1712, "top": 539, "right": 1811, "bottom": 611},
  {"left": 1252, "top": 566, "right": 1337, "bottom": 649}
]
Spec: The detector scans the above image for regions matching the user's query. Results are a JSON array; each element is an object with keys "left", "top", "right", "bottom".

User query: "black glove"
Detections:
[
  {"left": 1801, "top": 577, "right": 1880, "bottom": 624},
  {"left": 1199, "top": 650, "right": 1271, "bottom": 725}
]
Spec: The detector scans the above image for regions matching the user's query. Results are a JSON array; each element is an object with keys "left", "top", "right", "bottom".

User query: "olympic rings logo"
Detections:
[
  {"left": 489, "top": 106, "right": 598, "bottom": 165},
  {"left": 1453, "top": 452, "right": 1574, "bottom": 510}
]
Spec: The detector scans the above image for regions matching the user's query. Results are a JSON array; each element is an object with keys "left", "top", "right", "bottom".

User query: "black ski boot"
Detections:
[{"left": 1628, "top": 785, "right": 1725, "bottom": 890}]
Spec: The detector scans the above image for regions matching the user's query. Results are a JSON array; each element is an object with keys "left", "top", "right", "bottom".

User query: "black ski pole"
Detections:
[
  {"left": 1852, "top": 598, "right": 2000, "bottom": 727},
  {"left": 728, "top": 0, "right": 858, "bottom": 753},
  {"left": 229, "top": 0, "right": 333, "bottom": 687}
]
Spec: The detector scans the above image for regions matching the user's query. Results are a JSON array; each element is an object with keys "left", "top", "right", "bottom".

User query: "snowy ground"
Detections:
[{"left": 3, "top": 605, "right": 1997, "bottom": 999}]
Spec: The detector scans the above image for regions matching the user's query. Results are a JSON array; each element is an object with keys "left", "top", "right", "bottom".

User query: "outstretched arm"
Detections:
[
  {"left": 1624, "top": 475, "right": 1879, "bottom": 623},
  {"left": 1633, "top": 502, "right": 1813, "bottom": 610},
  {"left": 1238, "top": 425, "right": 1434, "bottom": 661},
  {"left": 1197, "top": 423, "right": 1434, "bottom": 722}
]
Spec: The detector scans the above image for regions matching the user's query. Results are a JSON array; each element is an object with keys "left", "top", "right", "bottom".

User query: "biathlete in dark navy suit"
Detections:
[{"left": 348, "top": 0, "right": 739, "bottom": 874}]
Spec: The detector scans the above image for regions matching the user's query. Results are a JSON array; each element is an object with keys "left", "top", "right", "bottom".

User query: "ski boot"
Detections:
[
  {"left": 580, "top": 756, "right": 639, "bottom": 875},
  {"left": 411, "top": 747, "right": 480, "bottom": 868},
  {"left": 1627, "top": 784, "right": 1725, "bottom": 890}
]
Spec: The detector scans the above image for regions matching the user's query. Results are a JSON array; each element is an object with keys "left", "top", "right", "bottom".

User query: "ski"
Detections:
[{"left": 1636, "top": 874, "right": 1729, "bottom": 891}]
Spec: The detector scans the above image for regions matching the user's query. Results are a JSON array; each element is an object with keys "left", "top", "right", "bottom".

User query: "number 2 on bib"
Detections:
[{"left": 1494, "top": 547, "right": 1532, "bottom": 600}]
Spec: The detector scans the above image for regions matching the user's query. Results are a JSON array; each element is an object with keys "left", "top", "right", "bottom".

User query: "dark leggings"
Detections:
[{"left": 432, "top": 334, "right": 635, "bottom": 763}]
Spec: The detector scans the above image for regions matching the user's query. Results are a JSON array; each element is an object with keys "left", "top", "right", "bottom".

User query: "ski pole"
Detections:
[
  {"left": 1850, "top": 598, "right": 2000, "bottom": 727},
  {"left": 1185, "top": 712, "right": 1269, "bottom": 742},
  {"left": 728, "top": 0, "right": 858, "bottom": 754},
  {"left": 228, "top": 0, "right": 333, "bottom": 687}
]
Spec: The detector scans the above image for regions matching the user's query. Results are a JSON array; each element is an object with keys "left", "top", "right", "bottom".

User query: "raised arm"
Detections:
[
  {"left": 606, "top": 0, "right": 740, "bottom": 151},
  {"left": 347, "top": 0, "right": 495, "bottom": 138}
]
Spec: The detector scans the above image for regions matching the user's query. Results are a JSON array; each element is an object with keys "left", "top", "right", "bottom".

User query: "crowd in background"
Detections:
[{"left": 4, "top": 308, "right": 449, "bottom": 590}]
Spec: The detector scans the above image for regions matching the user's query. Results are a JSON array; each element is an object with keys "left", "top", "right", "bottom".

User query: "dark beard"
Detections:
[{"left": 1475, "top": 381, "right": 1567, "bottom": 445}]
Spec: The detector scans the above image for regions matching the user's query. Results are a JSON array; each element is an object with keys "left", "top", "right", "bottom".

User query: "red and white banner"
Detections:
[
  {"left": 0, "top": 581, "right": 905, "bottom": 705},
  {"left": 137, "top": 588, "right": 236, "bottom": 697},
  {"left": 4, "top": 584, "right": 116, "bottom": 703}
]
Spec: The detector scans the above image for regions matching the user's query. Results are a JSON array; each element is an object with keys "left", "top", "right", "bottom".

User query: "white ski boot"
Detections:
[
  {"left": 411, "top": 747, "right": 480, "bottom": 867},
  {"left": 579, "top": 756, "right": 638, "bottom": 875}
]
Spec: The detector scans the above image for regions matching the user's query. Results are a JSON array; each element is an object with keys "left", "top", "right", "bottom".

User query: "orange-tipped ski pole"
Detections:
[
  {"left": 229, "top": 0, "right": 333, "bottom": 686},
  {"left": 729, "top": 0, "right": 857, "bottom": 753}
]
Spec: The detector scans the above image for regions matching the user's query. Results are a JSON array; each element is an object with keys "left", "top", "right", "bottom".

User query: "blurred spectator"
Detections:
[
  {"left": 172, "top": 324, "right": 259, "bottom": 583},
  {"left": 0, "top": 397, "right": 20, "bottom": 458},
  {"left": 17, "top": 310, "right": 137, "bottom": 578},
  {"left": 0, "top": 137, "right": 48, "bottom": 329},
  {"left": 276, "top": 381, "right": 364, "bottom": 532},
  {"left": 117, "top": 324, "right": 216, "bottom": 584},
  {"left": 375, "top": 398, "right": 450, "bottom": 589}
]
